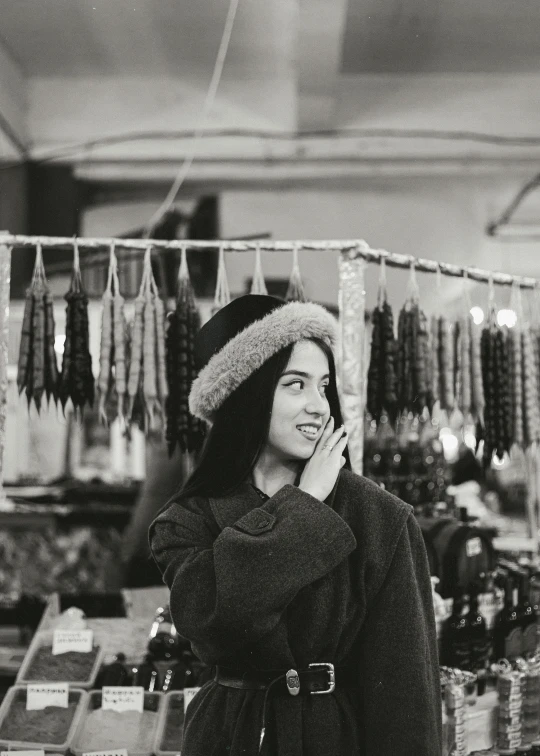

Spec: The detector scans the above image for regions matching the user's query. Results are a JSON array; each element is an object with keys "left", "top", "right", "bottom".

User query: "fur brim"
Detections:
[{"left": 189, "top": 301, "right": 338, "bottom": 423}]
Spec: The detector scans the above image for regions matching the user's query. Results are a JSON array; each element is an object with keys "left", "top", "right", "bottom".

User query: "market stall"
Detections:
[{"left": 1, "top": 232, "right": 540, "bottom": 753}]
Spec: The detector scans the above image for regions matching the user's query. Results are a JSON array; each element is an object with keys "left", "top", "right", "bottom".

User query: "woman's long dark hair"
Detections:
[{"left": 177, "top": 337, "right": 350, "bottom": 500}]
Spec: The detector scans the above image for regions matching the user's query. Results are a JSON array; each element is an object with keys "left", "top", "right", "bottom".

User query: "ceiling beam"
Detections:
[
  {"left": 0, "top": 38, "right": 28, "bottom": 158},
  {"left": 74, "top": 156, "right": 540, "bottom": 184},
  {"left": 296, "top": 0, "right": 349, "bottom": 130}
]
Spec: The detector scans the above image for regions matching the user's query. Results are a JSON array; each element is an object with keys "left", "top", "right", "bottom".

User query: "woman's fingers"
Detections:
[
  {"left": 327, "top": 425, "right": 346, "bottom": 447},
  {"left": 316, "top": 416, "right": 334, "bottom": 449},
  {"left": 330, "top": 431, "right": 348, "bottom": 453}
]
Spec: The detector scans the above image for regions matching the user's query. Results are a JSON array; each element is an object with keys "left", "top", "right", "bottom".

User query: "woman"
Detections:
[{"left": 149, "top": 294, "right": 442, "bottom": 756}]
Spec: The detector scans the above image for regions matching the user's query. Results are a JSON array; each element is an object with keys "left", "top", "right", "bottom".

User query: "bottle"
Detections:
[
  {"left": 131, "top": 654, "right": 161, "bottom": 691},
  {"left": 147, "top": 605, "right": 180, "bottom": 661},
  {"left": 441, "top": 592, "right": 472, "bottom": 670},
  {"left": 493, "top": 576, "right": 522, "bottom": 662},
  {"left": 466, "top": 584, "right": 489, "bottom": 696},
  {"left": 161, "top": 657, "right": 189, "bottom": 692},
  {"left": 517, "top": 569, "right": 537, "bottom": 657},
  {"left": 98, "top": 652, "right": 131, "bottom": 687}
]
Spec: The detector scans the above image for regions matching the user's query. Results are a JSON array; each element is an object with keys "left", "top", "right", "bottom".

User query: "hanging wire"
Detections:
[{"left": 144, "top": 0, "right": 240, "bottom": 237}]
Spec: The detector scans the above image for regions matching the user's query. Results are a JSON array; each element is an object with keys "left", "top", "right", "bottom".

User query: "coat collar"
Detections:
[{"left": 208, "top": 474, "right": 340, "bottom": 531}]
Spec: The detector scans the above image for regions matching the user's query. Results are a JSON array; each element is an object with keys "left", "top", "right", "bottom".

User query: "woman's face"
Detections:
[{"left": 265, "top": 340, "right": 331, "bottom": 462}]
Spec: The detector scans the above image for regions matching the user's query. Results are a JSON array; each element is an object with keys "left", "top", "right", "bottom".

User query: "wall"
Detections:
[
  {"left": 220, "top": 174, "right": 540, "bottom": 316},
  {"left": 80, "top": 173, "right": 540, "bottom": 317}
]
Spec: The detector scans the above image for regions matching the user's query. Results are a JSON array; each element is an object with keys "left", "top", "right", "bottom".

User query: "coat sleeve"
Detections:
[
  {"left": 357, "top": 512, "right": 442, "bottom": 756},
  {"left": 149, "top": 484, "right": 357, "bottom": 662}
]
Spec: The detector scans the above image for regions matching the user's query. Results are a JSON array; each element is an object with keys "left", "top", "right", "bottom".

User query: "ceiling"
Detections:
[
  {"left": 0, "top": 0, "right": 296, "bottom": 77},
  {"left": 1, "top": 0, "right": 540, "bottom": 176},
  {"left": 342, "top": 0, "right": 540, "bottom": 74}
]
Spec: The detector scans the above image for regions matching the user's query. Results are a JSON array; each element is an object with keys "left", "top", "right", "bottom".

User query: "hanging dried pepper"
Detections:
[
  {"left": 509, "top": 325, "right": 523, "bottom": 447},
  {"left": 470, "top": 316, "right": 485, "bottom": 428},
  {"left": 395, "top": 297, "right": 429, "bottom": 418},
  {"left": 429, "top": 316, "right": 440, "bottom": 412},
  {"left": 154, "top": 294, "right": 169, "bottom": 408},
  {"left": 522, "top": 326, "right": 540, "bottom": 446},
  {"left": 453, "top": 320, "right": 462, "bottom": 414},
  {"left": 31, "top": 284, "right": 46, "bottom": 411},
  {"left": 437, "top": 316, "right": 455, "bottom": 414},
  {"left": 481, "top": 314, "right": 512, "bottom": 466},
  {"left": 113, "top": 279, "right": 127, "bottom": 421},
  {"left": 16, "top": 246, "right": 59, "bottom": 412},
  {"left": 58, "top": 251, "right": 95, "bottom": 415},
  {"left": 366, "top": 300, "right": 398, "bottom": 424},
  {"left": 97, "top": 279, "right": 114, "bottom": 424},
  {"left": 165, "top": 256, "right": 206, "bottom": 456},
  {"left": 127, "top": 292, "right": 146, "bottom": 423},
  {"left": 459, "top": 315, "right": 472, "bottom": 418},
  {"left": 17, "top": 288, "right": 34, "bottom": 398}
]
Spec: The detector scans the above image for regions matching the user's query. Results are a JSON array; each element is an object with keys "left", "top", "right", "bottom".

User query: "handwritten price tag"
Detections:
[
  {"left": 52, "top": 629, "right": 93, "bottom": 655},
  {"left": 82, "top": 751, "right": 128, "bottom": 756},
  {"left": 102, "top": 686, "right": 144, "bottom": 713},
  {"left": 184, "top": 686, "right": 201, "bottom": 714},
  {"left": 26, "top": 683, "right": 68, "bottom": 710}
]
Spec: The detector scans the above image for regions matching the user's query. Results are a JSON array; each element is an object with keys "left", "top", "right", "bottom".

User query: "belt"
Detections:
[
  {"left": 214, "top": 662, "right": 358, "bottom": 752},
  {"left": 215, "top": 662, "right": 356, "bottom": 695}
]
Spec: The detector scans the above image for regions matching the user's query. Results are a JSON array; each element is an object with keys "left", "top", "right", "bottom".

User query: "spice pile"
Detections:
[
  {"left": 0, "top": 690, "right": 79, "bottom": 744},
  {"left": 24, "top": 645, "right": 99, "bottom": 683},
  {"left": 74, "top": 707, "right": 159, "bottom": 752},
  {"left": 160, "top": 694, "right": 185, "bottom": 751}
]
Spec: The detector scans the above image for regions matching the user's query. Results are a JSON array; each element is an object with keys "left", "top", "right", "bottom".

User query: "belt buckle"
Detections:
[{"left": 308, "top": 662, "right": 335, "bottom": 695}]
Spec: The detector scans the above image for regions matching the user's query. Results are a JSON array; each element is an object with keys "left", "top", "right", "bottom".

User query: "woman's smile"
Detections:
[{"left": 297, "top": 423, "right": 321, "bottom": 441}]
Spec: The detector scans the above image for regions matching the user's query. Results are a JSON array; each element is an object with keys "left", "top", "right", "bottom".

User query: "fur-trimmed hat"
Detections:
[{"left": 189, "top": 294, "right": 338, "bottom": 423}]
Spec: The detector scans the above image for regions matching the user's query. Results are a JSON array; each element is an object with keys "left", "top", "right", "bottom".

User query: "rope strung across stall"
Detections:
[{"left": 0, "top": 233, "right": 539, "bottom": 289}]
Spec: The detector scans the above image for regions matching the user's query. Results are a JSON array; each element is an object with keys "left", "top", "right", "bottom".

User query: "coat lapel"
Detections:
[{"left": 209, "top": 481, "right": 261, "bottom": 530}]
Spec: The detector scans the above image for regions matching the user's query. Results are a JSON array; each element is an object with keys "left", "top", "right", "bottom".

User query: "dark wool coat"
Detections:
[{"left": 149, "top": 469, "right": 442, "bottom": 756}]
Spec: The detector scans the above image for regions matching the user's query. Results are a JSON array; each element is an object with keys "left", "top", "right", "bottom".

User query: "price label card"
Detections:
[
  {"left": 466, "top": 537, "right": 482, "bottom": 558},
  {"left": 102, "top": 686, "right": 144, "bottom": 713},
  {"left": 83, "top": 751, "right": 128, "bottom": 756},
  {"left": 184, "top": 686, "right": 201, "bottom": 714},
  {"left": 26, "top": 683, "right": 68, "bottom": 711},
  {"left": 52, "top": 629, "right": 94, "bottom": 655}
]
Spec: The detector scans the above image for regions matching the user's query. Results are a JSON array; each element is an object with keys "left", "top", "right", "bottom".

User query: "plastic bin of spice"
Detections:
[
  {"left": 154, "top": 691, "right": 185, "bottom": 756},
  {"left": 71, "top": 690, "right": 165, "bottom": 756},
  {"left": 16, "top": 630, "right": 105, "bottom": 689},
  {"left": 0, "top": 685, "right": 86, "bottom": 753}
]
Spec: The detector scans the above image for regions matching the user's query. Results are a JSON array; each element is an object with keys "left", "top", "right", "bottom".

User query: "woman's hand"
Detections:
[{"left": 298, "top": 417, "right": 348, "bottom": 501}]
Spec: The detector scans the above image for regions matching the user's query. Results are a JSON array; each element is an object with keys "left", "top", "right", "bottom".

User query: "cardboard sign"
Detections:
[
  {"left": 26, "top": 683, "right": 69, "bottom": 711},
  {"left": 184, "top": 686, "right": 201, "bottom": 714},
  {"left": 82, "top": 751, "right": 128, "bottom": 756},
  {"left": 102, "top": 686, "right": 144, "bottom": 713},
  {"left": 52, "top": 629, "right": 94, "bottom": 655}
]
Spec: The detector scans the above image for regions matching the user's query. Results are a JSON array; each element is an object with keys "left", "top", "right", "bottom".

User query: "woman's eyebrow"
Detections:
[{"left": 281, "top": 370, "right": 330, "bottom": 380}]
